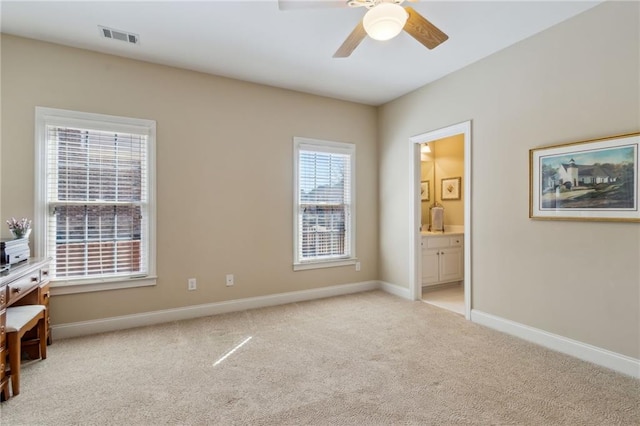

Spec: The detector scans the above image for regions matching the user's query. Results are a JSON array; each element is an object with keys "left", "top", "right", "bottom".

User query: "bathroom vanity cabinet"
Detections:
[{"left": 421, "top": 233, "right": 464, "bottom": 286}]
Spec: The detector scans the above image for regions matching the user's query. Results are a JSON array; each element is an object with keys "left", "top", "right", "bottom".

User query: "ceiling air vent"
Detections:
[{"left": 99, "top": 26, "right": 139, "bottom": 45}]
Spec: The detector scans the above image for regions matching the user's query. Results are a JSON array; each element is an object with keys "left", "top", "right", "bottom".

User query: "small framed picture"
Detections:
[
  {"left": 421, "top": 180, "right": 430, "bottom": 201},
  {"left": 441, "top": 177, "right": 461, "bottom": 200}
]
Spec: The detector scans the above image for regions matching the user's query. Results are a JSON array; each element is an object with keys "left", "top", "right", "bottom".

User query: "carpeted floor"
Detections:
[{"left": 1, "top": 290, "right": 639, "bottom": 425}]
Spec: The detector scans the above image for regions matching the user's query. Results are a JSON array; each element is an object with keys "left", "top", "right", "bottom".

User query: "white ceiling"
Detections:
[{"left": 1, "top": 0, "right": 603, "bottom": 106}]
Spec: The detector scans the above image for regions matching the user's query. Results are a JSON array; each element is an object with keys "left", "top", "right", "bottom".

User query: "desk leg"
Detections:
[{"left": 7, "top": 332, "right": 21, "bottom": 396}]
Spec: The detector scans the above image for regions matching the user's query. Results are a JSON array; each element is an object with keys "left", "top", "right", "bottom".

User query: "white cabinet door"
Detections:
[
  {"left": 439, "top": 247, "right": 463, "bottom": 283},
  {"left": 421, "top": 249, "right": 440, "bottom": 285}
]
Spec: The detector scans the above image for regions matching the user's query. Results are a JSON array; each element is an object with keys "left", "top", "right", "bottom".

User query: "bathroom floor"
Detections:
[{"left": 422, "top": 283, "right": 464, "bottom": 315}]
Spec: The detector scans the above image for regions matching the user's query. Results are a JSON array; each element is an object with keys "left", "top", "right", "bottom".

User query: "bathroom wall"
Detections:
[
  {"left": 434, "top": 135, "right": 464, "bottom": 227},
  {"left": 420, "top": 152, "right": 434, "bottom": 228},
  {"left": 420, "top": 135, "right": 464, "bottom": 229}
]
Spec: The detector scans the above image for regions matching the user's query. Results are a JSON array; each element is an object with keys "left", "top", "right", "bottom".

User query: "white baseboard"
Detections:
[
  {"left": 379, "top": 281, "right": 412, "bottom": 300},
  {"left": 471, "top": 309, "right": 640, "bottom": 379},
  {"left": 52, "top": 280, "right": 380, "bottom": 340}
]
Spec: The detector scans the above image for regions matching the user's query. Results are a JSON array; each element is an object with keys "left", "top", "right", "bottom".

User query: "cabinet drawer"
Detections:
[
  {"left": 40, "top": 267, "right": 51, "bottom": 283},
  {"left": 40, "top": 282, "right": 51, "bottom": 308},
  {"left": 425, "top": 237, "right": 450, "bottom": 249},
  {"left": 450, "top": 236, "right": 463, "bottom": 247},
  {"left": 7, "top": 273, "right": 40, "bottom": 304}
]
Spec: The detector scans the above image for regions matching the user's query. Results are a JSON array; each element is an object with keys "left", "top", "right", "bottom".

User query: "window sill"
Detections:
[
  {"left": 293, "top": 258, "right": 357, "bottom": 271},
  {"left": 50, "top": 276, "right": 157, "bottom": 296}
]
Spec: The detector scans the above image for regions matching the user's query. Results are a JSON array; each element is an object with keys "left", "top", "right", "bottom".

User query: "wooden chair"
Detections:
[{"left": 5, "top": 305, "right": 47, "bottom": 396}]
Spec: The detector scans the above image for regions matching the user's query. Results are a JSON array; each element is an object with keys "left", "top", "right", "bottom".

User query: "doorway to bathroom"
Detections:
[{"left": 408, "top": 121, "right": 471, "bottom": 319}]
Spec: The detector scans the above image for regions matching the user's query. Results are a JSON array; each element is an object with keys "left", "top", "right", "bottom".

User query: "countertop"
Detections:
[{"left": 421, "top": 231, "right": 464, "bottom": 236}]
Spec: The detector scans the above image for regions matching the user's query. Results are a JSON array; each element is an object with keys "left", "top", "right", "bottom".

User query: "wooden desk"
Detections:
[{"left": 0, "top": 258, "right": 51, "bottom": 399}]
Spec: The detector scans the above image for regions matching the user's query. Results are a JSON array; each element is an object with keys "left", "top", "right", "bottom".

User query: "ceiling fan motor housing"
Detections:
[{"left": 362, "top": 3, "right": 409, "bottom": 41}]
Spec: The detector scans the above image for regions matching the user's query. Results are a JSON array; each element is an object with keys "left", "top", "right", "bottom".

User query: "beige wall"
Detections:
[
  {"left": 379, "top": 1, "right": 640, "bottom": 358},
  {"left": 0, "top": 35, "right": 378, "bottom": 325},
  {"left": 0, "top": 34, "right": 3, "bottom": 216}
]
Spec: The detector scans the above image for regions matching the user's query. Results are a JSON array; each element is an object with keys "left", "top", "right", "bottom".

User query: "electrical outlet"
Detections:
[
  {"left": 188, "top": 278, "right": 197, "bottom": 291},
  {"left": 226, "top": 274, "right": 234, "bottom": 286},
  {"left": 355, "top": 262, "right": 361, "bottom": 272}
]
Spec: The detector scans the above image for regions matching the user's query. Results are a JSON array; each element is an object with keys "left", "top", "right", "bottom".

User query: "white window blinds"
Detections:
[
  {"left": 35, "top": 108, "right": 155, "bottom": 286},
  {"left": 294, "top": 138, "right": 355, "bottom": 268}
]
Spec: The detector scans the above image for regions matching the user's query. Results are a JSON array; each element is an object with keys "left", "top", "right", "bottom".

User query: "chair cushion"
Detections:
[{"left": 5, "top": 305, "right": 46, "bottom": 332}]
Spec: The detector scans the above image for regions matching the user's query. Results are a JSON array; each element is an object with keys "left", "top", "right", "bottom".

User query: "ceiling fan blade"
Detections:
[
  {"left": 333, "top": 21, "right": 367, "bottom": 58},
  {"left": 278, "top": 0, "right": 348, "bottom": 11},
  {"left": 403, "top": 6, "right": 449, "bottom": 50}
]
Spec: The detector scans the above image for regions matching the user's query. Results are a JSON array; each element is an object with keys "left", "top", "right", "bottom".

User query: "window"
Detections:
[
  {"left": 293, "top": 137, "right": 356, "bottom": 270},
  {"left": 35, "top": 107, "right": 156, "bottom": 293}
]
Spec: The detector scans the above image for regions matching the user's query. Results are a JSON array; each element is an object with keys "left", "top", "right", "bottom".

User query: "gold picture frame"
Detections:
[
  {"left": 421, "top": 180, "right": 430, "bottom": 201},
  {"left": 529, "top": 132, "right": 639, "bottom": 222},
  {"left": 441, "top": 177, "right": 461, "bottom": 200}
]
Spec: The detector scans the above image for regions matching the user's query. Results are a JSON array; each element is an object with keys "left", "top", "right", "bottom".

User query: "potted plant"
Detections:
[{"left": 6, "top": 217, "right": 32, "bottom": 240}]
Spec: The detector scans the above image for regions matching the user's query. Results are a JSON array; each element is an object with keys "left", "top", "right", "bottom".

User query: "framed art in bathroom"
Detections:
[
  {"left": 421, "top": 180, "right": 430, "bottom": 201},
  {"left": 529, "top": 132, "right": 640, "bottom": 222},
  {"left": 441, "top": 177, "right": 461, "bottom": 200}
]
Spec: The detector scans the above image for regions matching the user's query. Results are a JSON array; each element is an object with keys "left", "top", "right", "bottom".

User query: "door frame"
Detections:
[{"left": 408, "top": 120, "right": 472, "bottom": 319}]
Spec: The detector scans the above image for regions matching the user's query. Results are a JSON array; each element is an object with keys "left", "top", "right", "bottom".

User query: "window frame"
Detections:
[
  {"left": 34, "top": 107, "right": 157, "bottom": 295},
  {"left": 293, "top": 137, "right": 356, "bottom": 271}
]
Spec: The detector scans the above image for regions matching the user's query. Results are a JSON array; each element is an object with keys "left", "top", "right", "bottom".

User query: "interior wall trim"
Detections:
[
  {"left": 471, "top": 309, "right": 640, "bottom": 379},
  {"left": 379, "top": 281, "right": 411, "bottom": 300},
  {"left": 52, "top": 280, "right": 380, "bottom": 340}
]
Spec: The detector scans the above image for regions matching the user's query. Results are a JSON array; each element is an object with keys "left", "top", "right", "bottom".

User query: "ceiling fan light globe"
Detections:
[{"left": 363, "top": 3, "right": 408, "bottom": 41}]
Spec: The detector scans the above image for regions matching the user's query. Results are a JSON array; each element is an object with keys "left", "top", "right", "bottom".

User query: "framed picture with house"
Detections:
[{"left": 529, "top": 132, "right": 640, "bottom": 222}]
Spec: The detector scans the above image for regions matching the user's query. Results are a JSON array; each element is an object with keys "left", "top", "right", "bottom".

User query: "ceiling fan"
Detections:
[{"left": 278, "top": 0, "right": 449, "bottom": 58}]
